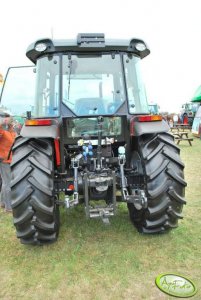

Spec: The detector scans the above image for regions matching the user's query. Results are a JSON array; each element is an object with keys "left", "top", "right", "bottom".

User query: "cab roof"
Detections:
[{"left": 26, "top": 33, "right": 150, "bottom": 63}]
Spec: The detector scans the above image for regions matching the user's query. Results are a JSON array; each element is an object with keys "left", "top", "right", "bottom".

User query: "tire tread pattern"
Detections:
[
  {"left": 11, "top": 137, "right": 59, "bottom": 245},
  {"left": 128, "top": 132, "right": 186, "bottom": 233}
]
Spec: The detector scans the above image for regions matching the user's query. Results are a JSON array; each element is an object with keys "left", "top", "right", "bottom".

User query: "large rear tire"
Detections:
[
  {"left": 127, "top": 132, "right": 186, "bottom": 233},
  {"left": 10, "top": 136, "right": 60, "bottom": 245}
]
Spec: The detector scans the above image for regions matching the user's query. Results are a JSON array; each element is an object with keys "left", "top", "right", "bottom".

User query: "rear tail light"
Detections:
[
  {"left": 25, "top": 119, "right": 52, "bottom": 126},
  {"left": 137, "top": 115, "right": 162, "bottom": 122}
]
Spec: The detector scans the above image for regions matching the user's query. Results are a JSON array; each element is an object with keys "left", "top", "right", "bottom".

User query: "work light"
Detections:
[
  {"left": 35, "top": 43, "right": 47, "bottom": 52},
  {"left": 135, "top": 42, "right": 146, "bottom": 52}
]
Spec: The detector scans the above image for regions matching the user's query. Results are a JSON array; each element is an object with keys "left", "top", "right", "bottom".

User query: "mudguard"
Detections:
[
  {"left": 20, "top": 124, "right": 59, "bottom": 139},
  {"left": 131, "top": 119, "right": 170, "bottom": 136}
]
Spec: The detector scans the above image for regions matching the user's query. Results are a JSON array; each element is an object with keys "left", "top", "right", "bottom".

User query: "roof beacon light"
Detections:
[
  {"left": 35, "top": 43, "right": 47, "bottom": 52},
  {"left": 135, "top": 42, "right": 146, "bottom": 52}
]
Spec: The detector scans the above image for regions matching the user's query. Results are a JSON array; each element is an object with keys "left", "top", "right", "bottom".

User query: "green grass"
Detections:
[{"left": 0, "top": 135, "right": 201, "bottom": 299}]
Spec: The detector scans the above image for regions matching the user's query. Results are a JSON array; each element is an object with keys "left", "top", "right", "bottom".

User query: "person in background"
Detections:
[
  {"left": 0, "top": 110, "right": 16, "bottom": 212},
  {"left": 173, "top": 114, "right": 179, "bottom": 127}
]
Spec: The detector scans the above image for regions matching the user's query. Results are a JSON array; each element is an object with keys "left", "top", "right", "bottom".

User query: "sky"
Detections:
[{"left": 1, "top": 0, "right": 201, "bottom": 113}]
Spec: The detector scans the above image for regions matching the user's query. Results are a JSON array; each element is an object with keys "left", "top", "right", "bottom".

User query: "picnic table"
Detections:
[
  {"left": 172, "top": 131, "right": 193, "bottom": 146},
  {"left": 174, "top": 124, "right": 192, "bottom": 131}
]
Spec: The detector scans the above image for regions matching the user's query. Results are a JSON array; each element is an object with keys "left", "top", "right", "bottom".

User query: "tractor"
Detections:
[
  {"left": 179, "top": 102, "right": 200, "bottom": 125},
  {"left": 0, "top": 33, "right": 186, "bottom": 245}
]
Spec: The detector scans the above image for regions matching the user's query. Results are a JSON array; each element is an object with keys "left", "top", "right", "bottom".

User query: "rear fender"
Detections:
[
  {"left": 130, "top": 119, "right": 170, "bottom": 136},
  {"left": 20, "top": 124, "right": 59, "bottom": 139},
  {"left": 20, "top": 124, "right": 61, "bottom": 167}
]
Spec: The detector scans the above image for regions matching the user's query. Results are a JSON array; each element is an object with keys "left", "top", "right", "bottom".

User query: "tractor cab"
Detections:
[{"left": 1, "top": 34, "right": 150, "bottom": 119}]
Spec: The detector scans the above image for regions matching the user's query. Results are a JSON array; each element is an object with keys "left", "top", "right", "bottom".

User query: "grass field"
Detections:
[{"left": 0, "top": 135, "right": 201, "bottom": 300}]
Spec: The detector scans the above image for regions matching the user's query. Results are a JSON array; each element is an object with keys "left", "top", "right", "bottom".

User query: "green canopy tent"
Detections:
[{"left": 192, "top": 85, "right": 201, "bottom": 102}]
